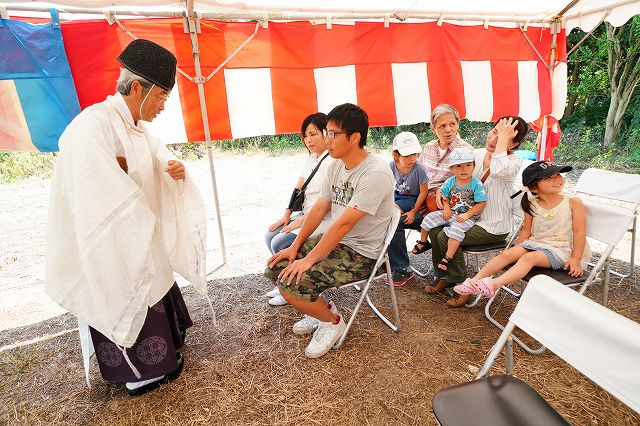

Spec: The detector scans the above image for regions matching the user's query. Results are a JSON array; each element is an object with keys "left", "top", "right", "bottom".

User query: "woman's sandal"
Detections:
[
  {"left": 424, "top": 278, "right": 448, "bottom": 294},
  {"left": 437, "top": 255, "right": 452, "bottom": 271},
  {"left": 411, "top": 240, "right": 432, "bottom": 254}
]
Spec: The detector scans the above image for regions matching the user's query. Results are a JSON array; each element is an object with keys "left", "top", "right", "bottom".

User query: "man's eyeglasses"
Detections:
[{"left": 322, "top": 129, "right": 351, "bottom": 140}]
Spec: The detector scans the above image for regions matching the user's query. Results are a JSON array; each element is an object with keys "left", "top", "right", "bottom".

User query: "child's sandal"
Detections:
[
  {"left": 411, "top": 240, "right": 432, "bottom": 255},
  {"left": 453, "top": 278, "right": 479, "bottom": 295},
  {"left": 472, "top": 277, "right": 497, "bottom": 298},
  {"left": 437, "top": 255, "right": 452, "bottom": 271}
]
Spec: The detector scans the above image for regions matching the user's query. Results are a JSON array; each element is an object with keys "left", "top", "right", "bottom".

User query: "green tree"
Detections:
[
  {"left": 563, "top": 27, "right": 609, "bottom": 120},
  {"left": 604, "top": 17, "right": 640, "bottom": 147}
]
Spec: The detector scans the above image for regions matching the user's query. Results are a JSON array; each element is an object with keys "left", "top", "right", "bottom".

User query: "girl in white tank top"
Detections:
[{"left": 453, "top": 161, "right": 590, "bottom": 298}]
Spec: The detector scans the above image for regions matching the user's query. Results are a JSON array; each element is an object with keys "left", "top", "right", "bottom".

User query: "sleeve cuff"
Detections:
[{"left": 491, "top": 151, "right": 508, "bottom": 159}]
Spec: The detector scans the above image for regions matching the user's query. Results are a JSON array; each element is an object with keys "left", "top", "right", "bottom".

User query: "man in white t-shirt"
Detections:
[{"left": 265, "top": 103, "right": 395, "bottom": 359}]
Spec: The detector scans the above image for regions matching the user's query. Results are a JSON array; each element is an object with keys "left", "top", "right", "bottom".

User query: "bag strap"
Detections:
[
  {"left": 298, "top": 152, "right": 330, "bottom": 192},
  {"left": 481, "top": 168, "right": 491, "bottom": 183}
]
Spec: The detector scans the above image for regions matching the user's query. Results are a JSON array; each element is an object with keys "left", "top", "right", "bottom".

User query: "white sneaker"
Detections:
[
  {"left": 265, "top": 287, "right": 281, "bottom": 298},
  {"left": 292, "top": 302, "right": 338, "bottom": 335},
  {"left": 268, "top": 294, "right": 288, "bottom": 306},
  {"left": 304, "top": 314, "right": 346, "bottom": 359}
]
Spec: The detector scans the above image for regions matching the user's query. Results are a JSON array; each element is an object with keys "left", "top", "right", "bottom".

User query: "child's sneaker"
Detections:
[
  {"left": 304, "top": 315, "right": 346, "bottom": 358},
  {"left": 385, "top": 269, "right": 414, "bottom": 287},
  {"left": 292, "top": 302, "right": 338, "bottom": 335}
]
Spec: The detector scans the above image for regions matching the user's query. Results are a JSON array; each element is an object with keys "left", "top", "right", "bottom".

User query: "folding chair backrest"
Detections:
[
  {"left": 575, "top": 168, "right": 640, "bottom": 206},
  {"left": 510, "top": 159, "right": 533, "bottom": 219},
  {"left": 582, "top": 197, "right": 636, "bottom": 245},
  {"left": 510, "top": 190, "right": 525, "bottom": 219},
  {"left": 373, "top": 208, "right": 402, "bottom": 270},
  {"left": 509, "top": 275, "right": 640, "bottom": 414}
]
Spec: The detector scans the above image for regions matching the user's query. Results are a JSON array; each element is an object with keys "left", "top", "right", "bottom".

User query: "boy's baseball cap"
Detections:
[
  {"left": 392, "top": 132, "right": 422, "bottom": 156},
  {"left": 522, "top": 161, "right": 573, "bottom": 187},
  {"left": 448, "top": 148, "right": 476, "bottom": 167}
]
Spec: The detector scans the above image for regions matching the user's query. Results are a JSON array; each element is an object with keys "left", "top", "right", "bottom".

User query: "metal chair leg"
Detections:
[
  {"left": 484, "top": 287, "right": 547, "bottom": 355},
  {"left": 335, "top": 256, "right": 401, "bottom": 349},
  {"left": 464, "top": 294, "right": 483, "bottom": 308},
  {"left": 589, "top": 215, "right": 635, "bottom": 279},
  {"left": 366, "top": 257, "right": 401, "bottom": 332},
  {"left": 411, "top": 263, "right": 433, "bottom": 278}
]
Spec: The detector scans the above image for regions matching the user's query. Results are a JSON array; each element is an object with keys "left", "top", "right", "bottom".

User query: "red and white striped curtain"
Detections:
[{"left": 55, "top": 18, "right": 567, "bottom": 142}]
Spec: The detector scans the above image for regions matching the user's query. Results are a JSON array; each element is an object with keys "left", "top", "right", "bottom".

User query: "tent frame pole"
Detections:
[
  {"left": 184, "top": 4, "right": 228, "bottom": 265},
  {"left": 539, "top": 18, "right": 562, "bottom": 160}
]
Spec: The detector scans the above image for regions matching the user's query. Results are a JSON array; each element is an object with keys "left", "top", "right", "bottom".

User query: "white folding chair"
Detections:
[
  {"left": 333, "top": 208, "right": 402, "bottom": 349},
  {"left": 485, "top": 197, "right": 636, "bottom": 354},
  {"left": 573, "top": 168, "right": 640, "bottom": 278},
  {"left": 433, "top": 275, "right": 640, "bottom": 426}
]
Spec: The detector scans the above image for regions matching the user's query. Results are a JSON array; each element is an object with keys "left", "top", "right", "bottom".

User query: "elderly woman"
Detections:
[
  {"left": 425, "top": 116, "right": 528, "bottom": 307},
  {"left": 387, "top": 104, "right": 472, "bottom": 286},
  {"left": 264, "top": 112, "right": 333, "bottom": 306}
]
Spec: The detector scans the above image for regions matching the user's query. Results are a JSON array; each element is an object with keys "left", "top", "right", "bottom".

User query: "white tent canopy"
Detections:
[{"left": 4, "top": 0, "right": 640, "bottom": 31}]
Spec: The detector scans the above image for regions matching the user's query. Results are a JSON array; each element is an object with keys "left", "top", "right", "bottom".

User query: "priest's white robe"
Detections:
[{"left": 45, "top": 93, "right": 207, "bottom": 370}]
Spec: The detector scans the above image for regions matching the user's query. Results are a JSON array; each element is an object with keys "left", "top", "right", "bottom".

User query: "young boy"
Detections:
[
  {"left": 265, "top": 103, "right": 395, "bottom": 359},
  {"left": 390, "top": 132, "right": 429, "bottom": 227},
  {"left": 415, "top": 148, "right": 486, "bottom": 270}
]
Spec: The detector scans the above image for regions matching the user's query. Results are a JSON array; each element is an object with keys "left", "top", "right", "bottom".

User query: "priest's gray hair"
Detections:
[{"left": 116, "top": 68, "right": 153, "bottom": 96}]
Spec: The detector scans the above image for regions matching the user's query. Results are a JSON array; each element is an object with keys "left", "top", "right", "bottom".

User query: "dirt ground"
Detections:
[{"left": 0, "top": 152, "right": 639, "bottom": 425}]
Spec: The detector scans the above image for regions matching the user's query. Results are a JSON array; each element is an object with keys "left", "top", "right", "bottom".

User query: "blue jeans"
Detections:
[
  {"left": 265, "top": 225, "right": 298, "bottom": 254},
  {"left": 387, "top": 211, "right": 423, "bottom": 272},
  {"left": 394, "top": 194, "right": 418, "bottom": 213}
]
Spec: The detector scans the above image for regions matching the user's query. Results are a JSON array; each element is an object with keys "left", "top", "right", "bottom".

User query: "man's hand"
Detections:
[
  {"left": 267, "top": 246, "right": 298, "bottom": 269},
  {"left": 403, "top": 210, "right": 416, "bottom": 225},
  {"left": 166, "top": 160, "right": 185, "bottom": 180},
  {"left": 564, "top": 257, "right": 584, "bottom": 277},
  {"left": 456, "top": 212, "right": 471, "bottom": 222},
  {"left": 442, "top": 208, "right": 453, "bottom": 221},
  {"left": 278, "top": 257, "right": 314, "bottom": 285}
]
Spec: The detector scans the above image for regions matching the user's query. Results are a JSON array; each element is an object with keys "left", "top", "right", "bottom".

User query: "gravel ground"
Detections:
[{"left": 0, "top": 152, "right": 639, "bottom": 425}]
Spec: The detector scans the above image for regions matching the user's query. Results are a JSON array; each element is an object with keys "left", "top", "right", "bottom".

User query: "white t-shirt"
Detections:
[{"left": 319, "top": 153, "right": 395, "bottom": 259}]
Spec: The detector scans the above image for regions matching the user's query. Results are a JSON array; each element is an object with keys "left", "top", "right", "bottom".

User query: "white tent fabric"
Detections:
[{"left": 4, "top": 0, "right": 640, "bottom": 30}]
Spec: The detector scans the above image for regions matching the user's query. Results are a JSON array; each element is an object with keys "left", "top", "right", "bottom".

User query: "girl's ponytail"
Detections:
[
  {"left": 520, "top": 192, "right": 535, "bottom": 216},
  {"left": 521, "top": 192, "right": 535, "bottom": 216}
]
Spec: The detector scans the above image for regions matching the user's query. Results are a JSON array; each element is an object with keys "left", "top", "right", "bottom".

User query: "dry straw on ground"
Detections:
[{"left": 2, "top": 253, "right": 639, "bottom": 425}]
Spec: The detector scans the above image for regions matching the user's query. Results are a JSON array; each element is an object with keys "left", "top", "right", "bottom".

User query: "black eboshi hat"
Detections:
[{"left": 116, "top": 39, "right": 177, "bottom": 91}]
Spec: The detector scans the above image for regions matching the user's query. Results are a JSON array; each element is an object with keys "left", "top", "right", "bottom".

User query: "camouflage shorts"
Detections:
[{"left": 264, "top": 235, "right": 377, "bottom": 302}]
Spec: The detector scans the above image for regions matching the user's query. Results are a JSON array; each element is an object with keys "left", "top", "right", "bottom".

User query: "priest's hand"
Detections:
[{"left": 166, "top": 160, "right": 185, "bottom": 180}]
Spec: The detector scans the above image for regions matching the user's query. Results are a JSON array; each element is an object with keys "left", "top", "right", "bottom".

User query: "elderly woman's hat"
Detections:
[{"left": 117, "top": 39, "right": 177, "bottom": 91}]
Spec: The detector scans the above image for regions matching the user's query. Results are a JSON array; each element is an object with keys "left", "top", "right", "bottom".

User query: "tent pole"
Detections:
[
  {"left": 184, "top": 5, "right": 228, "bottom": 265},
  {"left": 539, "top": 18, "right": 561, "bottom": 160}
]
